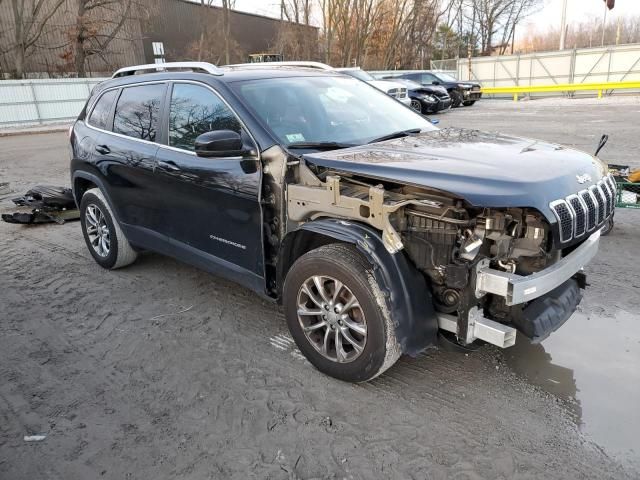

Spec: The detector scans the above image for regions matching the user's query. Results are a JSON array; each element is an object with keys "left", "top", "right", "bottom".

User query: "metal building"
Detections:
[{"left": 0, "top": 0, "right": 318, "bottom": 78}]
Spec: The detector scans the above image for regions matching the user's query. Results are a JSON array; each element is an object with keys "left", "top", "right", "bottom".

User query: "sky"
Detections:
[{"left": 214, "top": 0, "right": 640, "bottom": 30}]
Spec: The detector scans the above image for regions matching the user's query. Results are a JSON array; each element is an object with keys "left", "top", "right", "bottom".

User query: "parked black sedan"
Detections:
[
  {"left": 392, "top": 71, "right": 481, "bottom": 107},
  {"left": 388, "top": 78, "right": 452, "bottom": 114}
]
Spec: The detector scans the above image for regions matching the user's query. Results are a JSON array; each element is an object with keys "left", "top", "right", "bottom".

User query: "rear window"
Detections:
[
  {"left": 113, "top": 84, "right": 165, "bottom": 142},
  {"left": 87, "top": 89, "right": 117, "bottom": 130}
]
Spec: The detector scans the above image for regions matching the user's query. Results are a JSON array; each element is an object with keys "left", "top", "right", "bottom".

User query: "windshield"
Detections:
[
  {"left": 394, "top": 78, "right": 423, "bottom": 89},
  {"left": 233, "top": 76, "right": 436, "bottom": 147},
  {"left": 434, "top": 72, "right": 459, "bottom": 82},
  {"left": 340, "top": 69, "right": 375, "bottom": 82}
]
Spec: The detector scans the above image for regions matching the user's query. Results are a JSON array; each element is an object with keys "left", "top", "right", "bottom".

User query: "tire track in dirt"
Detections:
[
  {"left": 2, "top": 226, "right": 628, "bottom": 480},
  {"left": 2, "top": 131, "right": 637, "bottom": 479}
]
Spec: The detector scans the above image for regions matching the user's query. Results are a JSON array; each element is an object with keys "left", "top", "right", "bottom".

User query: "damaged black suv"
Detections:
[{"left": 70, "top": 62, "right": 614, "bottom": 382}]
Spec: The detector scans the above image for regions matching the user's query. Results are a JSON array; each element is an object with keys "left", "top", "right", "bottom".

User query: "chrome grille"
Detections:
[
  {"left": 550, "top": 174, "right": 615, "bottom": 243},
  {"left": 387, "top": 88, "right": 400, "bottom": 98}
]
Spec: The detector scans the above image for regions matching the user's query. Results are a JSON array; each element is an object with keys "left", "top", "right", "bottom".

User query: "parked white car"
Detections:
[{"left": 335, "top": 67, "right": 411, "bottom": 106}]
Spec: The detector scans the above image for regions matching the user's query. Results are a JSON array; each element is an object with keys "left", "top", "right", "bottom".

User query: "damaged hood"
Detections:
[{"left": 303, "top": 128, "right": 608, "bottom": 220}]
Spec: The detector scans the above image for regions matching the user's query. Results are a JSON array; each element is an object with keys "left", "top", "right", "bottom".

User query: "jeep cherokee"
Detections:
[{"left": 70, "top": 62, "right": 614, "bottom": 382}]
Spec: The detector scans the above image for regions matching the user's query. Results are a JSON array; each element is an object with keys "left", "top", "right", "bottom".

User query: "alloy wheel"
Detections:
[
  {"left": 85, "top": 204, "right": 111, "bottom": 257},
  {"left": 296, "top": 275, "right": 367, "bottom": 363}
]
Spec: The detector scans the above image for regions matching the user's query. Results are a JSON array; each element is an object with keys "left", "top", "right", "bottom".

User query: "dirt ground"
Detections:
[{"left": 1, "top": 98, "right": 639, "bottom": 479}]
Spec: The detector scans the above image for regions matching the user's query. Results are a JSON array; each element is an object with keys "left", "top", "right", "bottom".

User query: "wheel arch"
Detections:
[
  {"left": 72, "top": 171, "right": 120, "bottom": 222},
  {"left": 278, "top": 218, "right": 438, "bottom": 355}
]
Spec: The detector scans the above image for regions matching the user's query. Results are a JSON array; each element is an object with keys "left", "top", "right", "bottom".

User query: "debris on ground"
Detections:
[
  {"left": 2, "top": 185, "right": 79, "bottom": 225},
  {"left": 23, "top": 434, "right": 47, "bottom": 442}
]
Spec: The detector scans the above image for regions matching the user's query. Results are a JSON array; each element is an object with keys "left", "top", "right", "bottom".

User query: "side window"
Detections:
[
  {"left": 113, "top": 84, "right": 165, "bottom": 142},
  {"left": 169, "top": 83, "right": 242, "bottom": 152},
  {"left": 87, "top": 89, "right": 117, "bottom": 130}
]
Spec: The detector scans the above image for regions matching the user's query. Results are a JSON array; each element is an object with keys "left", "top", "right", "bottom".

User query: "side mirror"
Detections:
[
  {"left": 432, "top": 81, "right": 440, "bottom": 85},
  {"left": 195, "top": 130, "right": 245, "bottom": 158}
]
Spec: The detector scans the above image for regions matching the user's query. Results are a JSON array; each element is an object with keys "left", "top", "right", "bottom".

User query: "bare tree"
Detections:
[
  {"left": 221, "top": 0, "right": 235, "bottom": 65},
  {"left": 197, "top": 0, "right": 216, "bottom": 61},
  {"left": 7, "top": 0, "right": 65, "bottom": 78},
  {"left": 63, "top": 0, "right": 155, "bottom": 76},
  {"left": 281, "top": 0, "right": 312, "bottom": 24},
  {"left": 466, "top": 0, "right": 540, "bottom": 55},
  {"left": 517, "top": 13, "right": 640, "bottom": 53}
]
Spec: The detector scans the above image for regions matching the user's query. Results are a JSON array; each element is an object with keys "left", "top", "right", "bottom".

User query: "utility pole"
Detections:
[
  {"left": 601, "top": 0, "right": 608, "bottom": 46},
  {"left": 559, "top": 0, "right": 568, "bottom": 50}
]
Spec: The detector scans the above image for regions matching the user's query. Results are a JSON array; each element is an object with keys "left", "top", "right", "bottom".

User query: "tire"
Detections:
[
  {"left": 450, "top": 90, "right": 463, "bottom": 107},
  {"left": 410, "top": 99, "right": 423, "bottom": 113},
  {"left": 283, "top": 243, "right": 402, "bottom": 382},
  {"left": 80, "top": 188, "right": 138, "bottom": 269},
  {"left": 462, "top": 100, "right": 476, "bottom": 107},
  {"left": 601, "top": 216, "right": 614, "bottom": 236}
]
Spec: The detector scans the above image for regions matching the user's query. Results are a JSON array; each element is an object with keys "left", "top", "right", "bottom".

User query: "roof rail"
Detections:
[
  {"left": 224, "top": 61, "right": 334, "bottom": 71},
  {"left": 112, "top": 62, "right": 224, "bottom": 78}
]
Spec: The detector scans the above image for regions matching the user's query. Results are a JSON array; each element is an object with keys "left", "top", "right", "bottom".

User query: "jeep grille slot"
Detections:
[
  {"left": 568, "top": 196, "right": 586, "bottom": 237},
  {"left": 550, "top": 200, "right": 573, "bottom": 243},
  {"left": 590, "top": 185, "right": 606, "bottom": 224},
  {"left": 580, "top": 190, "right": 597, "bottom": 230},
  {"left": 600, "top": 179, "right": 614, "bottom": 216},
  {"left": 551, "top": 175, "right": 615, "bottom": 244}
]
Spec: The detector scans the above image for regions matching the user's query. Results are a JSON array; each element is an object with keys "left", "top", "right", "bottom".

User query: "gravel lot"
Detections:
[{"left": 1, "top": 98, "right": 639, "bottom": 479}]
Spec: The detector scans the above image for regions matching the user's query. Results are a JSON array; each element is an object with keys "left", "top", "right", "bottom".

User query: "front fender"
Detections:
[{"left": 294, "top": 218, "right": 438, "bottom": 356}]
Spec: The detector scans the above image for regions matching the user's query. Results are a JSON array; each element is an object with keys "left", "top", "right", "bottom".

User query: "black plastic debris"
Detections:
[{"left": 2, "top": 185, "right": 79, "bottom": 225}]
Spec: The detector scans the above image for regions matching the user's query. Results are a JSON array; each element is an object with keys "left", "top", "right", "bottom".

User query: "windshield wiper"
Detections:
[
  {"left": 367, "top": 128, "right": 422, "bottom": 144},
  {"left": 287, "top": 141, "right": 356, "bottom": 150}
]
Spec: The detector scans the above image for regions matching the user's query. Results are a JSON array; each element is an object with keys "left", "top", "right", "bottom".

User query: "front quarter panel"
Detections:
[{"left": 292, "top": 219, "right": 439, "bottom": 355}]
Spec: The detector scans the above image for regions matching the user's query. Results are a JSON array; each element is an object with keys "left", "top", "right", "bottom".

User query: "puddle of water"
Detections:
[{"left": 504, "top": 309, "right": 640, "bottom": 468}]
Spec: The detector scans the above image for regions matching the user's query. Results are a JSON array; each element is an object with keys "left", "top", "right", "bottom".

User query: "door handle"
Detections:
[
  {"left": 157, "top": 160, "right": 181, "bottom": 172},
  {"left": 95, "top": 145, "right": 110, "bottom": 155}
]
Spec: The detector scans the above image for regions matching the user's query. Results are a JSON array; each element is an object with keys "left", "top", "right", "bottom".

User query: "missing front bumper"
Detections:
[
  {"left": 437, "top": 310, "right": 517, "bottom": 348},
  {"left": 475, "top": 230, "right": 600, "bottom": 306}
]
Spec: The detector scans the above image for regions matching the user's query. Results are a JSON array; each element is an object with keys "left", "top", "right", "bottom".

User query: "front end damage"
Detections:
[{"left": 279, "top": 157, "right": 611, "bottom": 350}]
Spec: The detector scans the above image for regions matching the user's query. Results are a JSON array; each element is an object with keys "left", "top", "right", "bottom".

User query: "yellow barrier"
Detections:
[{"left": 480, "top": 81, "right": 640, "bottom": 101}]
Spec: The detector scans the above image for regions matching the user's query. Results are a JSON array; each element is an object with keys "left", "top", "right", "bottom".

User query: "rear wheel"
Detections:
[
  {"left": 283, "top": 244, "right": 401, "bottom": 382},
  {"left": 80, "top": 188, "right": 137, "bottom": 269},
  {"left": 462, "top": 100, "right": 476, "bottom": 106}
]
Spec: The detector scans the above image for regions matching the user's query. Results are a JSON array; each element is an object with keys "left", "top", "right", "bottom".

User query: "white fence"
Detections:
[
  {"left": 0, "top": 78, "right": 107, "bottom": 128},
  {"left": 456, "top": 43, "right": 640, "bottom": 97}
]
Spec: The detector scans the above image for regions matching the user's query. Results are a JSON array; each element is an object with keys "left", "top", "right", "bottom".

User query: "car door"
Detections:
[
  {"left": 91, "top": 82, "right": 166, "bottom": 237},
  {"left": 153, "top": 81, "right": 263, "bottom": 277}
]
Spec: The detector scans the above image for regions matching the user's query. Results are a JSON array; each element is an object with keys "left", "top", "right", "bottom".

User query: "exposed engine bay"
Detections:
[{"left": 284, "top": 160, "right": 567, "bottom": 345}]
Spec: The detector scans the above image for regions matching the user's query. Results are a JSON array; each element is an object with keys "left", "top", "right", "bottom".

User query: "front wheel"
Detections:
[
  {"left": 283, "top": 244, "right": 401, "bottom": 382},
  {"left": 450, "top": 90, "right": 463, "bottom": 107},
  {"left": 462, "top": 100, "right": 476, "bottom": 106},
  {"left": 410, "top": 99, "right": 423, "bottom": 113}
]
